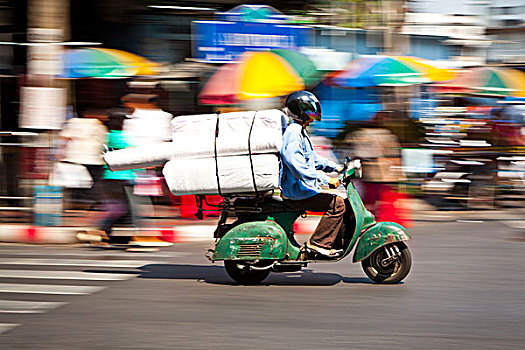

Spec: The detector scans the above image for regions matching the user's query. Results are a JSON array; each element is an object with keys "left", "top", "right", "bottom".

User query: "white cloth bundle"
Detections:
[
  {"left": 171, "top": 109, "right": 286, "bottom": 158},
  {"left": 162, "top": 154, "right": 279, "bottom": 196},
  {"left": 103, "top": 142, "right": 174, "bottom": 172},
  {"left": 103, "top": 109, "right": 287, "bottom": 172}
]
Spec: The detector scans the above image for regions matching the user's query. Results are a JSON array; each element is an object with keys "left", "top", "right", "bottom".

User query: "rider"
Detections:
[{"left": 280, "top": 91, "right": 346, "bottom": 257}]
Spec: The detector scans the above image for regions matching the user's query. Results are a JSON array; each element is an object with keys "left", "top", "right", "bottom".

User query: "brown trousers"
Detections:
[{"left": 285, "top": 193, "right": 346, "bottom": 249}]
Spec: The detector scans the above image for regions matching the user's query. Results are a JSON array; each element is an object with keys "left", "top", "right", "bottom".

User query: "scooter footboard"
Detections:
[
  {"left": 213, "top": 221, "right": 288, "bottom": 261},
  {"left": 352, "top": 222, "right": 411, "bottom": 262}
]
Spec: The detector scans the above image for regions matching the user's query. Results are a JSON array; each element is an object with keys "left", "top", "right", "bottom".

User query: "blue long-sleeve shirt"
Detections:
[{"left": 279, "top": 121, "right": 339, "bottom": 200}]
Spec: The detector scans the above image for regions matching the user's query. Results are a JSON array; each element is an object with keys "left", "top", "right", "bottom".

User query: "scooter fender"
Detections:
[
  {"left": 352, "top": 222, "right": 411, "bottom": 263},
  {"left": 213, "top": 220, "right": 288, "bottom": 261}
]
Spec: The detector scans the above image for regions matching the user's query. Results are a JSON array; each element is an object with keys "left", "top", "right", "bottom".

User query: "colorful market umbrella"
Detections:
[
  {"left": 392, "top": 56, "right": 456, "bottom": 82},
  {"left": 61, "top": 48, "right": 160, "bottom": 78},
  {"left": 271, "top": 49, "right": 322, "bottom": 86},
  {"left": 199, "top": 51, "right": 306, "bottom": 105},
  {"left": 325, "top": 56, "right": 432, "bottom": 87},
  {"left": 432, "top": 67, "right": 525, "bottom": 97}
]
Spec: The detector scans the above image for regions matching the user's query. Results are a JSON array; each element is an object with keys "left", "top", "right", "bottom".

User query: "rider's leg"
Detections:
[{"left": 285, "top": 193, "right": 346, "bottom": 250}]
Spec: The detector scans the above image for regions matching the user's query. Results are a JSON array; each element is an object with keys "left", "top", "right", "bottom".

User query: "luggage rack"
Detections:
[{"left": 194, "top": 191, "right": 277, "bottom": 218}]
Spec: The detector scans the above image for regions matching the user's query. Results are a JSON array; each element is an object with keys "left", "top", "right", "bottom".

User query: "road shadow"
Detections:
[{"left": 137, "top": 264, "right": 376, "bottom": 286}]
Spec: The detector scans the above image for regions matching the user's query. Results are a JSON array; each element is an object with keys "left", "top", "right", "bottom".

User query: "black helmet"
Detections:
[{"left": 285, "top": 91, "right": 322, "bottom": 123}]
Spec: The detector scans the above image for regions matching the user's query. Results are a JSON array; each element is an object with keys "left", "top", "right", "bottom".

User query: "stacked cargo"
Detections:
[{"left": 103, "top": 109, "right": 286, "bottom": 195}]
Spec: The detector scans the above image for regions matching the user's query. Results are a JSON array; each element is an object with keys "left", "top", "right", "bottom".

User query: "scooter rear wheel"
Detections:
[
  {"left": 224, "top": 260, "right": 271, "bottom": 285},
  {"left": 361, "top": 242, "right": 411, "bottom": 284}
]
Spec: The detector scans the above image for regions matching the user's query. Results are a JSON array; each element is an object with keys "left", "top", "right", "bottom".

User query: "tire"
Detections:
[
  {"left": 224, "top": 260, "right": 271, "bottom": 284},
  {"left": 361, "top": 242, "right": 411, "bottom": 284}
]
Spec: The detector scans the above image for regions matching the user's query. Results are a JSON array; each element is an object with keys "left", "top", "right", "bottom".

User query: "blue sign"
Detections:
[{"left": 192, "top": 21, "right": 314, "bottom": 62}]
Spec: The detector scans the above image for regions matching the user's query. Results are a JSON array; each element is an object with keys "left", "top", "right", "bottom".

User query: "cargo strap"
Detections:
[
  {"left": 214, "top": 111, "right": 223, "bottom": 197},
  {"left": 214, "top": 110, "right": 260, "bottom": 197},
  {"left": 248, "top": 111, "right": 259, "bottom": 196}
]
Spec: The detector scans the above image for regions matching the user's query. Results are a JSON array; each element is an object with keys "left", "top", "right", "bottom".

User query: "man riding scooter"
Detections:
[{"left": 280, "top": 91, "right": 348, "bottom": 258}]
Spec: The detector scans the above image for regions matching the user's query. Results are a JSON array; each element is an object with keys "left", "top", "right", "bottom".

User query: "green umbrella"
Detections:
[{"left": 271, "top": 49, "right": 322, "bottom": 87}]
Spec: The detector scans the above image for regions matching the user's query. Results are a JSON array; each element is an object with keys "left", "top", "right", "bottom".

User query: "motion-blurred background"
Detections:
[{"left": 0, "top": 0, "right": 524, "bottom": 235}]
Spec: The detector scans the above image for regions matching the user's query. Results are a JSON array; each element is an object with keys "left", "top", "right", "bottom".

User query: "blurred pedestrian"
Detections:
[
  {"left": 97, "top": 112, "right": 138, "bottom": 244},
  {"left": 57, "top": 109, "right": 108, "bottom": 209},
  {"left": 347, "top": 111, "right": 409, "bottom": 225},
  {"left": 121, "top": 93, "right": 173, "bottom": 146},
  {"left": 121, "top": 92, "right": 171, "bottom": 208}
]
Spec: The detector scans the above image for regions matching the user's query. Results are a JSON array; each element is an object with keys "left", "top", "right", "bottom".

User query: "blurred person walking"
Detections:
[
  {"left": 348, "top": 111, "right": 409, "bottom": 226},
  {"left": 57, "top": 109, "right": 108, "bottom": 209},
  {"left": 97, "top": 112, "right": 140, "bottom": 244},
  {"left": 121, "top": 93, "right": 173, "bottom": 147}
]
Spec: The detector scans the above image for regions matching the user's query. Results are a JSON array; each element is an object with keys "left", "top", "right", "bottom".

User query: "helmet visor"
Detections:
[{"left": 303, "top": 99, "right": 322, "bottom": 121}]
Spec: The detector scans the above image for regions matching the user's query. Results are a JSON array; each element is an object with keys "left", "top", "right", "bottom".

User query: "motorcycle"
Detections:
[{"left": 205, "top": 157, "right": 412, "bottom": 284}]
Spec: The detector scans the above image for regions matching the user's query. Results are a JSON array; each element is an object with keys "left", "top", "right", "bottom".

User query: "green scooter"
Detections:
[{"left": 206, "top": 158, "right": 412, "bottom": 284}]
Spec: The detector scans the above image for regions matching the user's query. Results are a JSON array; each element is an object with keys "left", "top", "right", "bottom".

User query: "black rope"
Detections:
[
  {"left": 248, "top": 111, "right": 259, "bottom": 196},
  {"left": 214, "top": 111, "right": 223, "bottom": 197}
]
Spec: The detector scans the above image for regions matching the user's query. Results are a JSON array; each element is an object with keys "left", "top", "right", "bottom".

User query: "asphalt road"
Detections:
[{"left": 0, "top": 221, "right": 523, "bottom": 350}]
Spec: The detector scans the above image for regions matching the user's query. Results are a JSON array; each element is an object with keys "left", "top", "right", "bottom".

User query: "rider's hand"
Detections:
[
  {"left": 328, "top": 177, "right": 340, "bottom": 189},
  {"left": 335, "top": 166, "right": 344, "bottom": 174}
]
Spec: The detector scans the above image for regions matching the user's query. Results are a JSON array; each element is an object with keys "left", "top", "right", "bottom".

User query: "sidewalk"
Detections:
[{"left": 0, "top": 199, "right": 523, "bottom": 244}]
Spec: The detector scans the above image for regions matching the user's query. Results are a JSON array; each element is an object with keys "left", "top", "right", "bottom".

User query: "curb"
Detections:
[
  {"left": 0, "top": 225, "right": 81, "bottom": 244},
  {"left": 0, "top": 224, "right": 217, "bottom": 245},
  {"left": 0, "top": 219, "right": 317, "bottom": 245}
]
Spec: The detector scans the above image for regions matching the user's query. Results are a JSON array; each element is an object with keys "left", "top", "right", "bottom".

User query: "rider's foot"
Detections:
[{"left": 306, "top": 241, "right": 343, "bottom": 258}]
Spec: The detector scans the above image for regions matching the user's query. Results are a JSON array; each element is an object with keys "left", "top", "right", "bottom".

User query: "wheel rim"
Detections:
[{"left": 369, "top": 246, "right": 401, "bottom": 276}]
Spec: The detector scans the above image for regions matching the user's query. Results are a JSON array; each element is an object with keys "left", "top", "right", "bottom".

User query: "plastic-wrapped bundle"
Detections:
[
  {"left": 103, "top": 142, "right": 174, "bottom": 171},
  {"left": 170, "top": 109, "right": 286, "bottom": 158},
  {"left": 162, "top": 154, "right": 279, "bottom": 196},
  {"left": 103, "top": 109, "right": 287, "bottom": 171}
]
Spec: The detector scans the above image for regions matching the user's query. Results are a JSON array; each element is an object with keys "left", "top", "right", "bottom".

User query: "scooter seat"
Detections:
[{"left": 231, "top": 196, "right": 304, "bottom": 214}]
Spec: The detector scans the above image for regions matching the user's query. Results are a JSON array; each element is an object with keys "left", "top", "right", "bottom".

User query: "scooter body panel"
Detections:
[
  {"left": 352, "top": 222, "right": 411, "bottom": 262},
  {"left": 213, "top": 220, "right": 288, "bottom": 261},
  {"left": 340, "top": 182, "right": 376, "bottom": 259}
]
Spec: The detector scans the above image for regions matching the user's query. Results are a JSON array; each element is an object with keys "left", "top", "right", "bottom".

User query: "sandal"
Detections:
[{"left": 306, "top": 241, "right": 343, "bottom": 257}]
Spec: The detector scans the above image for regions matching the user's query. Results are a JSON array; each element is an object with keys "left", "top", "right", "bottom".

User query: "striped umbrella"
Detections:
[
  {"left": 199, "top": 51, "right": 306, "bottom": 105},
  {"left": 432, "top": 67, "right": 525, "bottom": 97},
  {"left": 325, "top": 56, "right": 431, "bottom": 88},
  {"left": 61, "top": 48, "right": 160, "bottom": 78}
]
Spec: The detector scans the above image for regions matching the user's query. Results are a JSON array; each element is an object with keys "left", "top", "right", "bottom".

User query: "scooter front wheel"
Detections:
[
  {"left": 224, "top": 260, "right": 271, "bottom": 285},
  {"left": 361, "top": 242, "right": 411, "bottom": 284}
]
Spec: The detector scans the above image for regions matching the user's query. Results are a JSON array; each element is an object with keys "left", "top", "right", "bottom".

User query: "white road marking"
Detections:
[
  {"left": 0, "top": 259, "right": 156, "bottom": 268},
  {"left": 0, "top": 283, "right": 105, "bottom": 295},
  {"left": 0, "top": 300, "right": 66, "bottom": 313},
  {"left": 0, "top": 323, "right": 20, "bottom": 334},
  {"left": 0, "top": 270, "right": 135, "bottom": 281}
]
